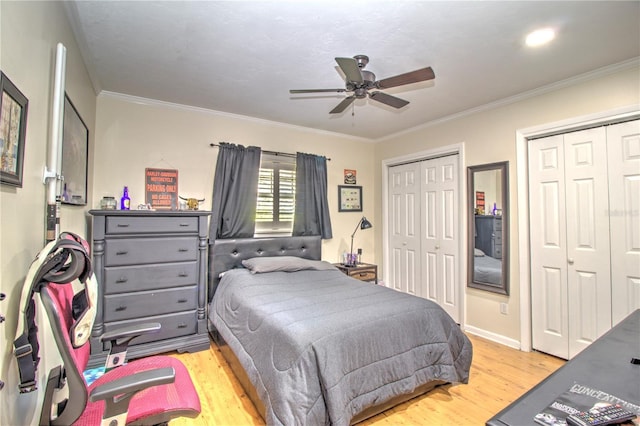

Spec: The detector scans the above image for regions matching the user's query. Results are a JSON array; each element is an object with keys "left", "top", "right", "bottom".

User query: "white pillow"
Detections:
[
  {"left": 474, "top": 248, "right": 486, "bottom": 257},
  {"left": 241, "top": 256, "right": 337, "bottom": 274}
]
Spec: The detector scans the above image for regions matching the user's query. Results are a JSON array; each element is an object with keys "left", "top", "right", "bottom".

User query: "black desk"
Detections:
[{"left": 487, "top": 310, "right": 640, "bottom": 425}]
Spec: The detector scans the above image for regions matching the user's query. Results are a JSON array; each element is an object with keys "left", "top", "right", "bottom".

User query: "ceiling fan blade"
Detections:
[
  {"left": 335, "top": 57, "right": 363, "bottom": 83},
  {"left": 290, "top": 88, "right": 346, "bottom": 94},
  {"left": 376, "top": 67, "right": 435, "bottom": 89},
  {"left": 330, "top": 96, "right": 356, "bottom": 114},
  {"left": 369, "top": 91, "right": 409, "bottom": 109}
]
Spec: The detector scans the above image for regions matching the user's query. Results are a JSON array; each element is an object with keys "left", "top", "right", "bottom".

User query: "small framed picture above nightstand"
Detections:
[
  {"left": 338, "top": 185, "right": 363, "bottom": 212},
  {"left": 333, "top": 263, "right": 378, "bottom": 284}
]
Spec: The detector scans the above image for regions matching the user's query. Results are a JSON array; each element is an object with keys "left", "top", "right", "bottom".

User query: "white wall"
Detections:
[
  {"left": 0, "top": 1, "right": 97, "bottom": 425},
  {"left": 374, "top": 63, "right": 640, "bottom": 345},
  {"left": 94, "top": 93, "right": 376, "bottom": 264}
]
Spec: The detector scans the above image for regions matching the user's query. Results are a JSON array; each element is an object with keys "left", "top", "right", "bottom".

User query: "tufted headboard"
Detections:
[{"left": 208, "top": 236, "right": 322, "bottom": 302}]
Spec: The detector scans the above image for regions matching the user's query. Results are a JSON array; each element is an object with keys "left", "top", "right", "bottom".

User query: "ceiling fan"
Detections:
[{"left": 289, "top": 55, "right": 435, "bottom": 114}]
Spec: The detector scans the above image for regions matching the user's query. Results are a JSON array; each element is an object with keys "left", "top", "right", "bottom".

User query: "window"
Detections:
[{"left": 255, "top": 154, "right": 295, "bottom": 235}]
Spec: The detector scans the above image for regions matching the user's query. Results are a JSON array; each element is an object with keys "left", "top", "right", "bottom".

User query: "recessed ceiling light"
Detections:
[{"left": 526, "top": 28, "right": 555, "bottom": 47}]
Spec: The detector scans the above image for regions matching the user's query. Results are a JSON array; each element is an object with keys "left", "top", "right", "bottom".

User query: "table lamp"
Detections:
[{"left": 349, "top": 216, "right": 372, "bottom": 266}]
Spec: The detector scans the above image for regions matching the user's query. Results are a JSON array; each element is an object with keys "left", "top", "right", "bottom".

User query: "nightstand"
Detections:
[{"left": 333, "top": 263, "right": 378, "bottom": 284}]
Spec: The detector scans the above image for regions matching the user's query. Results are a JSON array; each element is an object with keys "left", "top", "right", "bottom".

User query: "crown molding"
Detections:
[
  {"left": 98, "top": 91, "right": 372, "bottom": 143},
  {"left": 375, "top": 57, "right": 640, "bottom": 143}
]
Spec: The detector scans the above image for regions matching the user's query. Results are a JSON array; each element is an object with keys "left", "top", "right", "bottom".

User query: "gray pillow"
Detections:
[{"left": 242, "top": 256, "right": 337, "bottom": 274}]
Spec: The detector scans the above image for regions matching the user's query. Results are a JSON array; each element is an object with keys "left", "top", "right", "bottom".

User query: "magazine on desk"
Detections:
[{"left": 534, "top": 383, "right": 640, "bottom": 426}]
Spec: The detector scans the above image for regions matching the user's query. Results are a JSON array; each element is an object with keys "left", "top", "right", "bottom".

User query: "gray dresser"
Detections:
[
  {"left": 88, "top": 210, "right": 210, "bottom": 366},
  {"left": 475, "top": 215, "right": 502, "bottom": 259}
]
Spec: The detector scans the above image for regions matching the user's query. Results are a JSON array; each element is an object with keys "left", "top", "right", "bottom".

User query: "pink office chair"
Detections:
[{"left": 20, "top": 233, "right": 201, "bottom": 425}]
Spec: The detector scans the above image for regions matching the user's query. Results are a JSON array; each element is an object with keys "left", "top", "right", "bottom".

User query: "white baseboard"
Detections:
[{"left": 464, "top": 325, "right": 522, "bottom": 350}]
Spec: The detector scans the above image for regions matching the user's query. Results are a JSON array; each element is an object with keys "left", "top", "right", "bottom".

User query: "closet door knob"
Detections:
[{"left": 567, "top": 258, "right": 575, "bottom": 265}]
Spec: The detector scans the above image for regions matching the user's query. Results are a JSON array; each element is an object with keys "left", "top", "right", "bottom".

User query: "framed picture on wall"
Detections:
[
  {"left": 61, "top": 94, "right": 88, "bottom": 205},
  {"left": 344, "top": 169, "right": 356, "bottom": 184},
  {"left": 0, "top": 71, "right": 29, "bottom": 187},
  {"left": 338, "top": 185, "right": 362, "bottom": 212}
]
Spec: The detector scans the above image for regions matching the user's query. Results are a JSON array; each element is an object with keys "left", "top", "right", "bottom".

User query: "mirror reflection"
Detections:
[{"left": 468, "top": 161, "right": 509, "bottom": 295}]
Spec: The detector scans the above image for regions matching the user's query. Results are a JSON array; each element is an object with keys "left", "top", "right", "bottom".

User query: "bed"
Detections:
[
  {"left": 207, "top": 236, "right": 472, "bottom": 425},
  {"left": 473, "top": 248, "right": 503, "bottom": 285}
]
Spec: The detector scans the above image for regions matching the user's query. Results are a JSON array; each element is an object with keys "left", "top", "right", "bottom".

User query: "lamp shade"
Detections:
[{"left": 351, "top": 216, "right": 372, "bottom": 238}]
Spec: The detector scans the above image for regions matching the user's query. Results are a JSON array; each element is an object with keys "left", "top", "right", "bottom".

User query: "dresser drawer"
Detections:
[
  {"left": 106, "top": 216, "right": 199, "bottom": 235},
  {"left": 103, "top": 286, "right": 197, "bottom": 321},
  {"left": 103, "top": 262, "right": 198, "bottom": 294},
  {"left": 105, "top": 237, "right": 197, "bottom": 266},
  {"left": 102, "top": 310, "right": 197, "bottom": 349}
]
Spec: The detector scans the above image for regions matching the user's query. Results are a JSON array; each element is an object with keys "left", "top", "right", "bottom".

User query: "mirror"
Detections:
[{"left": 467, "top": 161, "right": 509, "bottom": 295}]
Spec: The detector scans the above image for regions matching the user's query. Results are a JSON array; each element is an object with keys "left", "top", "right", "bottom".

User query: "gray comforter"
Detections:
[
  {"left": 474, "top": 254, "right": 503, "bottom": 285},
  {"left": 210, "top": 268, "right": 472, "bottom": 425}
]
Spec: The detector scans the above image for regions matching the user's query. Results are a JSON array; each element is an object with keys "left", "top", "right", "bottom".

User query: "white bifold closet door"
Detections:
[
  {"left": 388, "top": 155, "right": 460, "bottom": 323},
  {"left": 529, "top": 119, "right": 640, "bottom": 360},
  {"left": 607, "top": 121, "right": 640, "bottom": 325}
]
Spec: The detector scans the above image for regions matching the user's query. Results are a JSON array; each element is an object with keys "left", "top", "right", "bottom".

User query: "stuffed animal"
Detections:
[{"left": 179, "top": 196, "right": 205, "bottom": 210}]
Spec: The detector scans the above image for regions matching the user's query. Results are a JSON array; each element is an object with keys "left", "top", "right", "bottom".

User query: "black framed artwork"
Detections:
[
  {"left": 0, "top": 71, "right": 29, "bottom": 187},
  {"left": 61, "top": 94, "right": 88, "bottom": 205},
  {"left": 338, "top": 185, "right": 363, "bottom": 212}
]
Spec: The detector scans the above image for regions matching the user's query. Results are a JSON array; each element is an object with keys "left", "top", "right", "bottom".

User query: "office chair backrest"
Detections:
[
  {"left": 13, "top": 232, "right": 95, "bottom": 395},
  {"left": 41, "top": 281, "right": 90, "bottom": 424}
]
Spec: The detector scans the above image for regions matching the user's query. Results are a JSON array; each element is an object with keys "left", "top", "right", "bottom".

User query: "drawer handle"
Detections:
[
  {"left": 116, "top": 224, "right": 130, "bottom": 228},
  {"left": 116, "top": 250, "right": 128, "bottom": 256},
  {"left": 177, "top": 298, "right": 188, "bottom": 303},
  {"left": 179, "top": 223, "right": 190, "bottom": 227},
  {"left": 115, "top": 306, "right": 127, "bottom": 312},
  {"left": 358, "top": 272, "right": 368, "bottom": 277},
  {"left": 115, "top": 277, "right": 128, "bottom": 283},
  {"left": 178, "top": 248, "right": 189, "bottom": 252},
  {"left": 178, "top": 272, "right": 189, "bottom": 277},
  {"left": 177, "top": 323, "right": 187, "bottom": 329}
]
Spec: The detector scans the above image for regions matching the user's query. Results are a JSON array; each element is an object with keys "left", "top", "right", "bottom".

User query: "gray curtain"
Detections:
[
  {"left": 293, "top": 152, "right": 333, "bottom": 239},
  {"left": 210, "top": 143, "right": 262, "bottom": 239}
]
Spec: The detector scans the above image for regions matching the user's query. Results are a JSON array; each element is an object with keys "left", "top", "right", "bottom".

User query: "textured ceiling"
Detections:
[{"left": 64, "top": 1, "right": 640, "bottom": 141}]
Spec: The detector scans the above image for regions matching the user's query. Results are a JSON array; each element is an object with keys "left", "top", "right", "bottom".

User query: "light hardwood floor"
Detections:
[{"left": 169, "top": 333, "right": 565, "bottom": 425}]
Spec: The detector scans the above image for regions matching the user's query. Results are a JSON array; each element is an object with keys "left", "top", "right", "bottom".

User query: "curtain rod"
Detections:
[{"left": 209, "top": 143, "right": 331, "bottom": 161}]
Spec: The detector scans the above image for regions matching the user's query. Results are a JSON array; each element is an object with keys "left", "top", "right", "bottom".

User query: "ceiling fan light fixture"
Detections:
[
  {"left": 525, "top": 28, "right": 555, "bottom": 47},
  {"left": 361, "top": 70, "right": 376, "bottom": 83}
]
